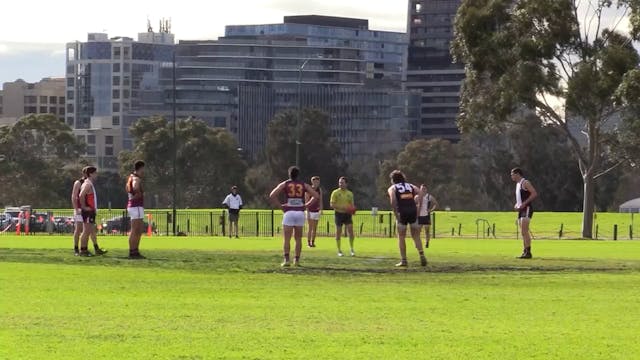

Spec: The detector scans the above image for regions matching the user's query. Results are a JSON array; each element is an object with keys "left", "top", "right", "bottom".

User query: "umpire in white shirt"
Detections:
[{"left": 222, "top": 186, "right": 243, "bottom": 238}]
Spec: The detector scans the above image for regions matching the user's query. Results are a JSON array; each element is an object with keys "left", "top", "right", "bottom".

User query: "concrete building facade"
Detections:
[{"left": 0, "top": 78, "right": 66, "bottom": 125}]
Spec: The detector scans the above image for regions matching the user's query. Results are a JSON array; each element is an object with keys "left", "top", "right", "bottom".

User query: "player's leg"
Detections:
[
  {"left": 424, "top": 224, "right": 431, "bottom": 248},
  {"left": 335, "top": 214, "right": 344, "bottom": 256},
  {"left": 282, "top": 225, "right": 293, "bottom": 267},
  {"left": 293, "top": 225, "right": 303, "bottom": 266},
  {"left": 233, "top": 218, "right": 239, "bottom": 238},
  {"left": 306, "top": 214, "right": 314, "bottom": 247},
  {"left": 346, "top": 214, "right": 355, "bottom": 256},
  {"left": 73, "top": 221, "right": 82, "bottom": 255},
  {"left": 520, "top": 217, "right": 532, "bottom": 258},
  {"left": 79, "top": 214, "right": 92, "bottom": 257},
  {"left": 410, "top": 223, "right": 427, "bottom": 266},
  {"left": 310, "top": 217, "right": 318, "bottom": 247},
  {"left": 396, "top": 223, "right": 408, "bottom": 267}
]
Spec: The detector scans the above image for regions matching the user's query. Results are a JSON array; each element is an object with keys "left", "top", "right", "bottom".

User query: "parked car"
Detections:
[{"left": 104, "top": 216, "right": 152, "bottom": 234}]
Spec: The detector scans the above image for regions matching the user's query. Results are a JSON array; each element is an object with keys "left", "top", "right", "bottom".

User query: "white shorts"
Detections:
[
  {"left": 283, "top": 211, "right": 305, "bottom": 227},
  {"left": 308, "top": 211, "right": 320, "bottom": 221},
  {"left": 127, "top": 207, "right": 145, "bottom": 220},
  {"left": 74, "top": 210, "right": 83, "bottom": 223}
]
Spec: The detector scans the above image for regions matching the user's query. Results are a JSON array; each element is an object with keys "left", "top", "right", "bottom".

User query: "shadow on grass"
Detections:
[{"left": 1, "top": 248, "right": 639, "bottom": 276}]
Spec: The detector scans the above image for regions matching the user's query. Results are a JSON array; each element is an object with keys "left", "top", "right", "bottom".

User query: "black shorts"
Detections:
[
  {"left": 81, "top": 210, "right": 96, "bottom": 224},
  {"left": 518, "top": 207, "right": 533, "bottom": 219},
  {"left": 397, "top": 211, "right": 417, "bottom": 226},
  {"left": 418, "top": 215, "right": 431, "bottom": 225},
  {"left": 335, "top": 212, "right": 353, "bottom": 227}
]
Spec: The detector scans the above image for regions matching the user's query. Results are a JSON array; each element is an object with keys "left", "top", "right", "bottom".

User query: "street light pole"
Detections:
[
  {"left": 295, "top": 58, "right": 311, "bottom": 168},
  {"left": 172, "top": 49, "right": 177, "bottom": 236}
]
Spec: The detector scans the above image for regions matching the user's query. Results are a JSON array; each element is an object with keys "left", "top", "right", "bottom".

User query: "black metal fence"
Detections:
[{"left": 0, "top": 209, "right": 400, "bottom": 238}]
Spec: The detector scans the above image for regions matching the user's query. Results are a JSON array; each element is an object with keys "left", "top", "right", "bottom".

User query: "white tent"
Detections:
[{"left": 619, "top": 198, "right": 640, "bottom": 213}]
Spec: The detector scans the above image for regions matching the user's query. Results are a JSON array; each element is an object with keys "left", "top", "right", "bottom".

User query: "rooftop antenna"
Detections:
[{"left": 147, "top": 17, "right": 153, "bottom": 32}]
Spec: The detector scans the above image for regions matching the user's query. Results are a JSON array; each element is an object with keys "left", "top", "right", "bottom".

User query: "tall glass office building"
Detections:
[
  {"left": 66, "top": 31, "right": 174, "bottom": 168},
  {"left": 164, "top": 15, "right": 419, "bottom": 160},
  {"left": 405, "top": 0, "right": 464, "bottom": 141}
]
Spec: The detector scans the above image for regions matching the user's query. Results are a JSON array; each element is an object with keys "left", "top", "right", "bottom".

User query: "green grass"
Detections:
[{"left": 1, "top": 235, "right": 640, "bottom": 359}]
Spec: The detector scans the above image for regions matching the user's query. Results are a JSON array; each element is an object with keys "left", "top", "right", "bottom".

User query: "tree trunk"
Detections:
[{"left": 581, "top": 173, "right": 596, "bottom": 239}]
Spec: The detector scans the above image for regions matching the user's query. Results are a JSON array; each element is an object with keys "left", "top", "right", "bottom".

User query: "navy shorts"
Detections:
[
  {"left": 418, "top": 215, "right": 431, "bottom": 225},
  {"left": 518, "top": 207, "right": 533, "bottom": 219},
  {"left": 335, "top": 212, "right": 353, "bottom": 226}
]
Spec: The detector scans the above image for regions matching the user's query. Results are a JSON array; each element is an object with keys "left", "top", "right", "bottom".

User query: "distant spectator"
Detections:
[{"left": 222, "top": 186, "right": 243, "bottom": 238}]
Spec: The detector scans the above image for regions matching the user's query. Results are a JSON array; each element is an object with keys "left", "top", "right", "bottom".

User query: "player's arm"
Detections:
[
  {"left": 71, "top": 181, "right": 80, "bottom": 209},
  {"left": 429, "top": 195, "right": 439, "bottom": 212},
  {"left": 79, "top": 183, "right": 90, "bottom": 211},
  {"left": 388, "top": 186, "right": 397, "bottom": 211},
  {"left": 269, "top": 182, "right": 287, "bottom": 209},
  {"left": 318, "top": 189, "right": 324, "bottom": 211},
  {"left": 222, "top": 195, "right": 230, "bottom": 209},
  {"left": 330, "top": 190, "right": 339, "bottom": 211},
  {"left": 521, "top": 181, "right": 538, "bottom": 208},
  {"left": 238, "top": 195, "right": 243, "bottom": 210},
  {"left": 303, "top": 184, "right": 320, "bottom": 207},
  {"left": 130, "top": 177, "right": 142, "bottom": 199}
]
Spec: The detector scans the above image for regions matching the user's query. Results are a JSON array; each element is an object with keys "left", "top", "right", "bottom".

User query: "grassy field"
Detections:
[{"left": 1, "top": 235, "right": 639, "bottom": 359}]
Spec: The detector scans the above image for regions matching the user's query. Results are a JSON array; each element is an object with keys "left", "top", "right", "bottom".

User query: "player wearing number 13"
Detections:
[{"left": 269, "top": 166, "right": 320, "bottom": 267}]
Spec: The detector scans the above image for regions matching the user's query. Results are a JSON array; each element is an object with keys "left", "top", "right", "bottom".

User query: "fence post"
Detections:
[
  {"left": 559, "top": 223, "right": 564, "bottom": 239},
  {"left": 432, "top": 212, "right": 436, "bottom": 239},
  {"left": 595, "top": 224, "right": 599, "bottom": 239},
  {"left": 222, "top": 211, "right": 226, "bottom": 237},
  {"left": 492, "top": 223, "right": 496, "bottom": 238},
  {"left": 388, "top": 213, "right": 393, "bottom": 238},
  {"left": 121, "top": 211, "right": 127, "bottom": 236},
  {"left": 187, "top": 218, "right": 191, "bottom": 233},
  {"left": 630, "top": 225, "right": 633, "bottom": 240},
  {"left": 256, "top": 211, "right": 259, "bottom": 237},
  {"left": 210, "top": 212, "right": 213, "bottom": 236},
  {"left": 166, "top": 212, "right": 170, "bottom": 236},
  {"left": 271, "top": 210, "right": 275, "bottom": 237},
  {"left": 613, "top": 224, "right": 618, "bottom": 241},
  {"left": 458, "top": 223, "right": 462, "bottom": 236}
]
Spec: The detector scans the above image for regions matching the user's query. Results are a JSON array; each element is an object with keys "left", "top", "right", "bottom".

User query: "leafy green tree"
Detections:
[
  {"left": 453, "top": 0, "right": 640, "bottom": 237},
  {"left": 0, "top": 114, "right": 84, "bottom": 207},
  {"left": 261, "top": 109, "right": 347, "bottom": 204},
  {"left": 119, "top": 116, "right": 247, "bottom": 208}
]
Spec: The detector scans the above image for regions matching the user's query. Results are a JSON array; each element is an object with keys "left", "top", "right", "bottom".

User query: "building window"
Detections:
[
  {"left": 49, "top": 96, "right": 57, "bottom": 104},
  {"left": 113, "top": 63, "right": 121, "bottom": 73},
  {"left": 87, "top": 135, "right": 96, "bottom": 144},
  {"left": 67, "top": 117, "right": 74, "bottom": 126},
  {"left": 67, "top": 104, "right": 74, "bottom": 113},
  {"left": 49, "top": 107, "right": 57, "bottom": 114},
  {"left": 26, "top": 96, "right": 37, "bottom": 104},
  {"left": 123, "top": 47, "right": 130, "bottom": 59},
  {"left": 123, "top": 90, "right": 130, "bottom": 99},
  {"left": 122, "top": 76, "right": 130, "bottom": 86},
  {"left": 113, "top": 47, "right": 121, "bottom": 58},
  {"left": 67, "top": 78, "right": 74, "bottom": 87},
  {"left": 59, "top": 96, "right": 65, "bottom": 103},
  {"left": 123, "top": 63, "right": 130, "bottom": 72},
  {"left": 213, "top": 117, "right": 226, "bottom": 128},
  {"left": 113, "top": 103, "right": 120, "bottom": 112},
  {"left": 112, "top": 116, "right": 120, "bottom": 126},
  {"left": 87, "top": 146, "right": 96, "bottom": 156},
  {"left": 113, "top": 76, "right": 120, "bottom": 86},
  {"left": 76, "top": 135, "right": 85, "bottom": 143},
  {"left": 105, "top": 136, "right": 114, "bottom": 145},
  {"left": 67, "top": 91, "right": 74, "bottom": 100},
  {"left": 40, "top": 96, "right": 48, "bottom": 104},
  {"left": 112, "top": 89, "right": 120, "bottom": 99},
  {"left": 59, "top": 107, "right": 65, "bottom": 115},
  {"left": 105, "top": 147, "right": 114, "bottom": 156}
]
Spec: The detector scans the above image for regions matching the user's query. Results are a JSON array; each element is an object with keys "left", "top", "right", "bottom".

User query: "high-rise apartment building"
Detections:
[
  {"left": 406, "top": 0, "right": 463, "bottom": 141},
  {"left": 0, "top": 78, "right": 66, "bottom": 125},
  {"left": 65, "top": 27, "right": 174, "bottom": 170}
]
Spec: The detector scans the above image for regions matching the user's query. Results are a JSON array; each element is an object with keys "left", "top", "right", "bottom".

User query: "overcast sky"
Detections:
[
  {"left": 0, "top": 0, "right": 408, "bottom": 84},
  {"left": 0, "top": 1, "right": 634, "bottom": 86}
]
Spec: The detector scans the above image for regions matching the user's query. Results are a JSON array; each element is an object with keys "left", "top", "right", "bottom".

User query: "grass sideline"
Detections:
[{"left": 2, "top": 235, "right": 640, "bottom": 359}]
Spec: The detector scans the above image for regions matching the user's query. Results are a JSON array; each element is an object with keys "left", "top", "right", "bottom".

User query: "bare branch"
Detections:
[
  {"left": 594, "top": 160, "right": 625, "bottom": 179},
  {"left": 534, "top": 99, "right": 589, "bottom": 167}
]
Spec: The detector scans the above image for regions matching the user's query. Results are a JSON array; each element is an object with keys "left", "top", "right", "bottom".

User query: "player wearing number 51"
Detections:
[{"left": 269, "top": 166, "right": 320, "bottom": 267}]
